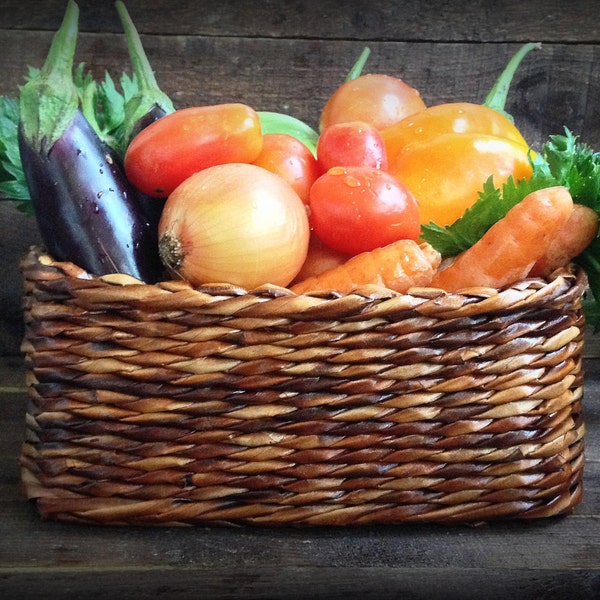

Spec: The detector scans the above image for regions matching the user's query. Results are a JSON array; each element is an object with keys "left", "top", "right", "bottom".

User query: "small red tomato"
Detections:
[
  {"left": 309, "top": 166, "right": 421, "bottom": 255},
  {"left": 320, "top": 73, "right": 426, "bottom": 131},
  {"left": 125, "top": 103, "right": 263, "bottom": 197},
  {"left": 316, "top": 121, "right": 388, "bottom": 172},
  {"left": 253, "top": 133, "right": 320, "bottom": 204}
]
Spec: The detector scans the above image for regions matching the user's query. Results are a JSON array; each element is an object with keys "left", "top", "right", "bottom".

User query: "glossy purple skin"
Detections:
[
  {"left": 19, "top": 110, "right": 163, "bottom": 283},
  {"left": 129, "top": 103, "right": 169, "bottom": 142}
]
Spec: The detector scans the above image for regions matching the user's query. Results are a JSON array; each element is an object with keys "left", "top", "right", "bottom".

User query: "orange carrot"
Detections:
[
  {"left": 529, "top": 203, "right": 598, "bottom": 277},
  {"left": 290, "top": 239, "right": 441, "bottom": 295},
  {"left": 430, "top": 185, "right": 574, "bottom": 292}
]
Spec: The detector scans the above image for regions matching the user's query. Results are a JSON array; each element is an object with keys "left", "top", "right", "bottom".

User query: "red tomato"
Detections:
[
  {"left": 124, "top": 103, "right": 263, "bottom": 197},
  {"left": 316, "top": 121, "right": 388, "bottom": 172},
  {"left": 320, "top": 74, "right": 426, "bottom": 132},
  {"left": 309, "top": 166, "right": 421, "bottom": 255},
  {"left": 252, "top": 133, "right": 320, "bottom": 204}
]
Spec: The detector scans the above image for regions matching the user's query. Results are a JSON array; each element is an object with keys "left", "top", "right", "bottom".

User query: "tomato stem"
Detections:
[
  {"left": 483, "top": 42, "right": 541, "bottom": 123},
  {"left": 345, "top": 47, "right": 371, "bottom": 82}
]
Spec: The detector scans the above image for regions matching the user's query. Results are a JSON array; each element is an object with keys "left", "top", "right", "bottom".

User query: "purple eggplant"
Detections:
[
  {"left": 18, "top": 0, "right": 162, "bottom": 282},
  {"left": 18, "top": 110, "right": 162, "bottom": 281}
]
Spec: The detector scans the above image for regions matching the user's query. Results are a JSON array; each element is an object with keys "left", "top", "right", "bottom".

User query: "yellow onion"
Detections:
[{"left": 158, "top": 163, "right": 310, "bottom": 289}]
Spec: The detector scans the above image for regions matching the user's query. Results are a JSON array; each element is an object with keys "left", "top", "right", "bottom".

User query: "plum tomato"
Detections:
[
  {"left": 309, "top": 166, "right": 421, "bottom": 255},
  {"left": 252, "top": 133, "right": 320, "bottom": 204},
  {"left": 316, "top": 121, "right": 389, "bottom": 172},
  {"left": 124, "top": 103, "right": 263, "bottom": 197},
  {"left": 319, "top": 73, "right": 426, "bottom": 132}
]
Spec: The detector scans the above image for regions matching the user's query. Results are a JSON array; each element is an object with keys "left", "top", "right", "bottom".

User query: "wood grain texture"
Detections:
[
  {"left": 0, "top": 0, "right": 599, "bottom": 42},
  {"left": 1, "top": 1, "right": 600, "bottom": 354}
]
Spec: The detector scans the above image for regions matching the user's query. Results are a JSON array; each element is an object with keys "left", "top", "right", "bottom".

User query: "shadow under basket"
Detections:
[{"left": 19, "top": 247, "right": 589, "bottom": 527}]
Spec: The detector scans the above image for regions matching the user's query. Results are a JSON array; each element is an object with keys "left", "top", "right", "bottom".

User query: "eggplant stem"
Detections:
[
  {"left": 19, "top": 0, "right": 80, "bottom": 151},
  {"left": 115, "top": 1, "right": 161, "bottom": 95},
  {"left": 115, "top": 0, "right": 175, "bottom": 147}
]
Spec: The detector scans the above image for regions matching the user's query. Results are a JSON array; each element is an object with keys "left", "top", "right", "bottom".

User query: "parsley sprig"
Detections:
[{"left": 0, "top": 95, "right": 29, "bottom": 210}]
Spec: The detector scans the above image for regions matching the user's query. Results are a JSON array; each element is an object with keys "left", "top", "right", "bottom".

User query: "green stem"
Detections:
[
  {"left": 483, "top": 42, "right": 541, "bottom": 122},
  {"left": 79, "top": 77, "right": 98, "bottom": 130},
  {"left": 345, "top": 47, "right": 371, "bottom": 82},
  {"left": 116, "top": 1, "right": 164, "bottom": 98},
  {"left": 115, "top": 0, "right": 175, "bottom": 142},
  {"left": 19, "top": 0, "right": 80, "bottom": 152}
]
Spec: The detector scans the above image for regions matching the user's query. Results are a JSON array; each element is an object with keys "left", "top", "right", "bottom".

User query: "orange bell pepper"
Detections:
[
  {"left": 391, "top": 133, "right": 533, "bottom": 227},
  {"left": 381, "top": 43, "right": 540, "bottom": 228}
]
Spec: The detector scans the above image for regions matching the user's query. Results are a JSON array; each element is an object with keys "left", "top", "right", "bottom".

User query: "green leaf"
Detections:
[{"left": 0, "top": 95, "right": 30, "bottom": 204}]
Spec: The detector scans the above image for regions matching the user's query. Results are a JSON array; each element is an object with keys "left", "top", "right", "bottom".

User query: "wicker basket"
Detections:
[{"left": 19, "top": 247, "right": 588, "bottom": 526}]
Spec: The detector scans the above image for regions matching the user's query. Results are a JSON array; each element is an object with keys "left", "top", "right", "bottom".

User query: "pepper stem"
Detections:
[
  {"left": 19, "top": 0, "right": 80, "bottom": 152},
  {"left": 483, "top": 42, "right": 541, "bottom": 122},
  {"left": 345, "top": 47, "right": 371, "bottom": 82}
]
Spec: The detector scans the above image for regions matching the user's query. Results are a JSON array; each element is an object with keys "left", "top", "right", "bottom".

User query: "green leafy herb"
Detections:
[{"left": 0, "top": 96, "right": 31, "bottom": 212}]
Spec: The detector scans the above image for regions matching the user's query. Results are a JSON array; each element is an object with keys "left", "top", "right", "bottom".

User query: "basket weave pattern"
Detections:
[{"left": 19, "top": 248, "right": 588, "bottom": 526}]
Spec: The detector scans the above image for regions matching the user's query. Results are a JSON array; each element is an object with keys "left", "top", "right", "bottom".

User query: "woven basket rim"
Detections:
[{"left": 21, "top": 245, "right": 589, "bottom": 318}]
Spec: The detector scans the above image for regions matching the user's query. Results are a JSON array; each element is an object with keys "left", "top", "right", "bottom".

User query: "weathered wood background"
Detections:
[
  {"left": 1, "top": 0, "right": 600, "bottom": 356},
  {"left": 0, "top": 3, "right": 599, "bottom": 597}
]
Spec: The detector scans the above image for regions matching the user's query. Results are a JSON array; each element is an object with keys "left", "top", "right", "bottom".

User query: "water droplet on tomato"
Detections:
[
  {"left": 344, "top": 176, "right": 361, "bottom": 188},
  {"left": 329, "top": 166, "right": 347, "bottom": 176}
]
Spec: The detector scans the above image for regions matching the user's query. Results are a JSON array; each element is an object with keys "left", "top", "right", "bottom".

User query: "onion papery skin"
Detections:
[{"left": 158, "top": 163, "right": 310, "bottom": 289}]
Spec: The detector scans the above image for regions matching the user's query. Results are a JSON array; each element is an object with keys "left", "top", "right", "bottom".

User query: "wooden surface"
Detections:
[{"left": 0, "top": 1, "right": 599, "bottom": 598}]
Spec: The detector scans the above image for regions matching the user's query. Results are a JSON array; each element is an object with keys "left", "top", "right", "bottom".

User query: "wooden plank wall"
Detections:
[{"left": 1, "top": 0, "right": 599, "bottom": 355}]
